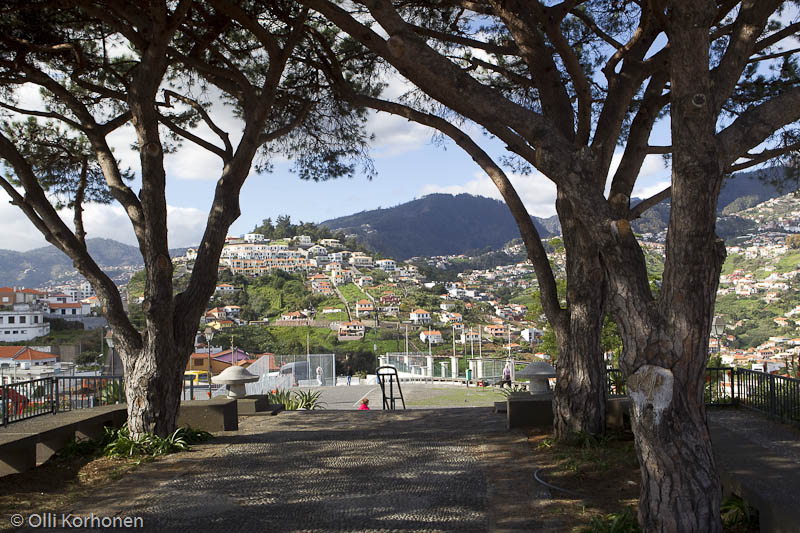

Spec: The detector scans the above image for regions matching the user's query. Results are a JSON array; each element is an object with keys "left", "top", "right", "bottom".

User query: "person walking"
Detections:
[
  {"left": 316, "top": 365, "right": 323, "bottom": 386},
  {"left": 347, "top": 365, "right": 354, "bottom": 386},
  {"left": 502, "top": 363, "right": 512, "bottom": 388}
]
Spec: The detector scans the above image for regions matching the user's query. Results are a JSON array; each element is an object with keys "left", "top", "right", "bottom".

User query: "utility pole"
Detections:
[
  {"left": 470, "top": 328, "right": 474, "bottom": 357},
  {"left": 452, "top": 325, "right": 456, "bottom": 357},
  {"left": 405, "top": 324, "right": 408, "bottom": 356}
]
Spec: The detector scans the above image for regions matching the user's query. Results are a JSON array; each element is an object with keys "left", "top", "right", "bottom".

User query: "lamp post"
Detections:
[
  {"left": 711, "top": 316, "right": 726, "bottom": 355},
  {"left": 204, "top": 327, "right": 215, "bottom": 399},
  {"left": 105, "top": 330, "right": 115, "bottom": 376}
]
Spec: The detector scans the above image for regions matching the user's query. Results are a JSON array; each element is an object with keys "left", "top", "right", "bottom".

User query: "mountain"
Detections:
[
  {"left": 321, "top": 193, "right": 558, "bottom": 260},
  {"left": 0, "top": 239, "right": 188, "bottom": 288},
  {"left": 631, "top": 167, "right": 792, "bottom": 237}
]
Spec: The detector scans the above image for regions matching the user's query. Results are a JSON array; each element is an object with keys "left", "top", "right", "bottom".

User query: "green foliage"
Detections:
[
  {"left": 499, "top": 384, "right": 528, "bottom": 398},
  {"left": 102, "top": 425, "right": 212, "bottom": 464},
  {"left": 266, "top": 388, "right": 326, "bottom": 410},
  {"left": 582, "top": 507, "right": 641, "bottom": 533},
  {"left": 293, "top": 389, "right": 326, "bottom": 410},
  {"left": 100, "top": 381, "right": 124, "bottom": 404},
  {"left": 720, "top": 495, "right": 758, "bottom": 529}
]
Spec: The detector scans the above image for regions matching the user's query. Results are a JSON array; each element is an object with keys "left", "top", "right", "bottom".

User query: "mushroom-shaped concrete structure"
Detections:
[
  {"left": 516, "top": 361, "right": 557, "bottom": 393},
  {"left": 211, "top": 366, "right": 259, "bottom": 398}
]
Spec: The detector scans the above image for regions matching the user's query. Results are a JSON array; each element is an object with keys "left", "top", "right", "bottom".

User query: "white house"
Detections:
[
  {"left": 0, "top": 346, "right": 57, "bottom": 368},
  {"left": 307, "top": 244, "right": 328, "bottom": 256},
  {"left": 375, "top": 259, "right": 396, "bottom": 272},
  {"left": 215, "top": 283, "right": 237, "bottom": 294},
  {"left": 294, "top": 235, "right": 312, "bottom": 245},
  {"left": 460, "top": 330, "right": 481, "bottom": 344},
  {"left": 0, "top": 304, "right": 50, "bottom": 342},
  {"left": 48, "top": 302, "right": 91, "bottom": 317},
  {"left": 355, "top": 299, "right": 375, "bottom": 317},
  {"left": 244, "top": 233, "right": 266, "bottom": 243},
  {"left": 410, "top": 309, "right": 432, "bottom": 325},
  {"left": 349, "top": 253, "right": 374, "bottom": 268},
  {"left": 420, "top": 330, "right": 443, "bottom": 344},
  {"left": 521, "top": 328, "right": 544, "bottom": 343},
  {"left": 319, "top": 238, "right": 342, "bottom": 249}
]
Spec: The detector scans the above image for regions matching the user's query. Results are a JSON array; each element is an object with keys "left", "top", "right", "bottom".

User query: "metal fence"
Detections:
[
  {"left": 57, "top": 375, "right": 125, "bottom": 411},
  {"left": 1, "top": 377, "right": 58, "bottom": 426},
  {"left": 1, "top": 375, "right": 126, "bottom": 427},
  {"left": 737, "top": 368, "right": 800, "bottom": 424},
  {"left": 606, "top": 367, "right": 800, "bottom": 424}
]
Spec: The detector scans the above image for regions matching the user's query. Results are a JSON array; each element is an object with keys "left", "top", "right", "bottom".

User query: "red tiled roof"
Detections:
[
  {"left": 0, "top": 346, "right": 25, "bottom": 359},
  {"left": 49, "top": 302, "right": 82, "bottom": 309},
  {"left": 14, "top": 348, "right": 56, "bottom": 361}
]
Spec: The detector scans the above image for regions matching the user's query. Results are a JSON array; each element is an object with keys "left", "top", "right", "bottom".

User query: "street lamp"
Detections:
[
  {"left": 204, "top": 327, "right": 215, "bottom": 398},
  {"left": 711, "top": 316, "right": 726, "bottom": 354},
  {"left": 105, "top": 330, "right": 115, "bottom": 376}
]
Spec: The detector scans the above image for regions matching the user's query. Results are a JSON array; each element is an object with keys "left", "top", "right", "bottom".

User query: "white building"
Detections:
[
  {"left": 420, "top": 330, "right": 443, "bottom": 344},
  {"left": 48, "top": 302, "right": 91, "bottom": 317},
  {"left": 375, "top": 259, "right": 396, "bottom": 272},
  {"left": 0, "top": 304, "right": 50, "bottom": 342},
  {"left": 244, "top": 233, "right": 266, "bottom": 243},
  {"left": 295, "top": 235, "right": 312, "bottom": 245},
  {"left": 460, "top": 331, "right": 481, "bottom": 344},
  {"left": 410, "top": 309, "right": 432, "bottom": 325},
  {"left": 349, "top": 253, "right": 374, "bottom": 268}
]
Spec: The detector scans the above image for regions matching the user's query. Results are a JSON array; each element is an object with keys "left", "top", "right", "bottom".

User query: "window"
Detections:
[
  {"left": 0, "top": 317, "right": 3, "bottom": 324},
  {"left": 71, "top": 309, "right": 76, "bottom": 315},
  {"left": 8, "top": 317, "right": 14, "bottom": 324},
  {"left": 33, "top": 316, "right": 38, "bottom": 324},
  {"left": 19, "top": 316, "right": 25, "bottom": 324}
]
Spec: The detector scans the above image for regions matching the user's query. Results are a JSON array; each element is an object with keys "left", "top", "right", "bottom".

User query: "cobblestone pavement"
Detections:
[{"left": 59, "top": 408, "right": 558, "bottom": 532}]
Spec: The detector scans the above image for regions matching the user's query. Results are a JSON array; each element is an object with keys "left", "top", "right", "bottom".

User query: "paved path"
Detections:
[{"left": 58, "top": 408, "right": 558, "bottom": 532}]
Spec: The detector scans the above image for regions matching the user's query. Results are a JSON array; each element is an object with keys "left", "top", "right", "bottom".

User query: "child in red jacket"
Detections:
[{"left": 358, "top": 398, "right": 370, "bottom": 410}]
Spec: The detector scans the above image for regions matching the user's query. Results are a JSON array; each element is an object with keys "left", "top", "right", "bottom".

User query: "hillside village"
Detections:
[{"left": 2, "top": 192, "right": 800, "bottom": 382}]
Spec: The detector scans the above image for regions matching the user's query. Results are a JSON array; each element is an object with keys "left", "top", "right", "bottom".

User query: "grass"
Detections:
[
  {"left": 338, "top": 283, "right": 367, "bottom": 304},
  {"left": 404, "top": 385, "right": 506, "bottom": 407}
]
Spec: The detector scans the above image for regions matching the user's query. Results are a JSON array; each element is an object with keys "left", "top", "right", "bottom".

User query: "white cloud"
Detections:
[
  {"left": 368, "top": 111, "right": 432, "bottom": 158},
  {"left": 420, "top": 170, "right": 558, "bottom": 218},
  {"left": 0, "top": 189, "right": 206, "bottom": 252}
]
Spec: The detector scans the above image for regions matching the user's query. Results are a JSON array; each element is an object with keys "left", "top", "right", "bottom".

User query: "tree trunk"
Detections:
[
  {"left": 552, "top": 194, "right": 607, "bottom": 438},
  {"left": 122, "top": 334, "right": 191, "bottom": 439},
  {"left": 627, "top": 363, "right": 720, "bottom": 531}
]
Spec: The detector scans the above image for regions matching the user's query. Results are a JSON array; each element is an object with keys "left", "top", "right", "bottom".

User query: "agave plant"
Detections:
[{"left": 293, "top": 389, "right": 326, "bottom": 410}]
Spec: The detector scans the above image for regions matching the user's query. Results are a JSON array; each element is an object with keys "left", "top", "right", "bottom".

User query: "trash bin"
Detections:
[{"left": 465, "top": 369, "right": 472, "bottom": 386}]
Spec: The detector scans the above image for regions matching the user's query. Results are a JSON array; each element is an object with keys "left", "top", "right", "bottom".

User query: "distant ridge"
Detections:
[
  {"left": 0, "top": 238, "right": 188, "bottom": 288},
  {"left": 320, "top": 193, "right": 558, "bottom": 260}
]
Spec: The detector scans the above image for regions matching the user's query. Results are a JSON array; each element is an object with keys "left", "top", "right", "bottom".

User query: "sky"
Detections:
[{"left": 0, "top": 77, "right": 673, "bottom": 254}]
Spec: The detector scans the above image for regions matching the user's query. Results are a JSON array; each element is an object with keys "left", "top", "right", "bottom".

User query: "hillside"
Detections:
[
  {"left": 631, "top": 167, "right": 791, "bottom": 237},
  {"left": 321, "top": 193, "right": 558, "bottom": 260},
  {"left": 0, "top": 239, "right": 187, "bottom": 288}
]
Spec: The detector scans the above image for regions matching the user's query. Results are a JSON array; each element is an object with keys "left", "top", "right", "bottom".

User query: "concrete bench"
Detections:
[
  {"left": 0, "top": 404, "right": 127, "bottom": 476},
  {"left": 177, "top": 397, "right": 238, "bottom": 432},
  {"left": 506, "top": 395, "right": 632, "bottom": 431},
  {"left": 710, "top": 423, "right": 800, "bottom": 533}
]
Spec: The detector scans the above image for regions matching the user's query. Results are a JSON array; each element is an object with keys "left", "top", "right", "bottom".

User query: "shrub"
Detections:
[
  {"left": 583, "top": 507, "right": 640, "bottom": 533},
  {"left": 102, "top": 425, "right": 212, "bottom": 463}
]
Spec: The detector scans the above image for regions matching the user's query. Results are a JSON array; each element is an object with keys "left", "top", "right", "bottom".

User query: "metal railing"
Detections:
[
  {"left": 737, "top": 368, "right": 800, "bottom": 424},
  {"left": 606, "top": 367, "right": 800, "bottom": 424},
  {"left": 56, "top": 376, "right": 125, "bottom": 411},
  {"left": 1, "top": 377, "right": 58, "bottom": 426}
]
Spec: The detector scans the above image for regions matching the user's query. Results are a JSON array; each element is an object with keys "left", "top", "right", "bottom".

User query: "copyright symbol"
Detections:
[{"left": 10, "top": 514, "right": 23, "bottom": 527}]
